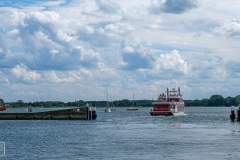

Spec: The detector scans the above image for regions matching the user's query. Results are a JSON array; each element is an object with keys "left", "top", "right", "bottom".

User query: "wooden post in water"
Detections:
[
  {"left": 230, "top": 106, "right": 235, "bottom": 122},
  {"left": 237, "top": 106, "right": 240, "bottom": 122}
]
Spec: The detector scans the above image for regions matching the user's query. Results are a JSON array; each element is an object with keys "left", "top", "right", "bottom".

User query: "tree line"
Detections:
[
  {"left": 185, "top": 95, "right": 240, "bottom": 107},
  {"left": 1, "top": 94, "right": 240, "bottom": 108}
]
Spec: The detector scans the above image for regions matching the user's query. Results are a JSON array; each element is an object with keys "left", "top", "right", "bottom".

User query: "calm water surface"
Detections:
[{"left": 0, "top": 107, "right": 239, "bottom": 160}]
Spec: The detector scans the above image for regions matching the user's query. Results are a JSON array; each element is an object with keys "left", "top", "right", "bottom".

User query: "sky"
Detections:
[{"left": 0, "top": 0, "right": 240, "bottom": 103}]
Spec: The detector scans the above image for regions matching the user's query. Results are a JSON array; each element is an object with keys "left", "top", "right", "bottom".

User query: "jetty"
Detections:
[
  {"left": 0, "top": 105, "right": 97, "bottom": 120},
  {"left": 230, "top": 106, "right": 240, "bottom": 122}
]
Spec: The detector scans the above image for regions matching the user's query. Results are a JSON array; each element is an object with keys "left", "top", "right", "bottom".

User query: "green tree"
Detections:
[
  {"left": 207, "top": 95, "right": 224, "bottom": 106},
  {"left": 121, "top": 99, "right": 131, "bottom": 106},
  {"left": 224, "top": 96, "right": 234, "bottom": 106},
  {"left": 17, "top": 100, "right": 25, "bottom": 107},
  {"left": 234, "top": 95, "right": 240, "bottom": 105},
  {"left": 201, "top": 98, "right": 208, "bottom": 106}
]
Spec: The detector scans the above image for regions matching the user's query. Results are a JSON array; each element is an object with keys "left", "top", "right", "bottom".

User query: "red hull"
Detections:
[
  {"left": 0, "top": 107, "right": 6, "bottom": 111},
  {"left": 150, "top": 110, "right": 184, "bottom": 116},
  {"left": 150, "top": 112, "right": 173, "bottom": 116}
]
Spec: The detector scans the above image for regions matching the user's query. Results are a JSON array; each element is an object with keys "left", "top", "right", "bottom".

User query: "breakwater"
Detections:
[{"left": 0, "top": 106, "right": 97, "bottom": 120}]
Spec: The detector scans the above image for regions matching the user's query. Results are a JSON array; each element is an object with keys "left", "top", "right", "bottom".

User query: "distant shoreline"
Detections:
[{"left": 5, "top": 106, "right": 230, "bottom": 109}]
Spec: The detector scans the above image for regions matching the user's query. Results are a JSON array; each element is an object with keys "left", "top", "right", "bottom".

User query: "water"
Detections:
[{"left": 0, "top": 107, "right": 240, "bottom": 160}]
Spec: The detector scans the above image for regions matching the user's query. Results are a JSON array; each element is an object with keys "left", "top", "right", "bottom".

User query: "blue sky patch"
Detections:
[
  {"left": 10, "top": 45, "right": 25, "bottom": 53},
  {"left": 0, "top": 0, "right": 72, "bottom": 8},
  {"left": 143, "top": 42, "right": 177, "bottom": 51},
  {"left": 0, "top": 28, "right": 7, "bottom": 34}
]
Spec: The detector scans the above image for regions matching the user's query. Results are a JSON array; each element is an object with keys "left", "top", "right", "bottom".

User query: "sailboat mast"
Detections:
[
  {"left": 106, "top": 87, "right": 109, "bottom": 108},
  {"left": 110, "top": 94, "right": 113, "bottom": 107},
  {"left": 133, "top": 94, "right": 134, "bottom": 106}
]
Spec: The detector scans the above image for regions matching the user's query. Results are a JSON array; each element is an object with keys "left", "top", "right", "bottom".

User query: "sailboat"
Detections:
[
  {"left": 110, "top": 94, "right": 116, "bottom": 111},
  {"left": 104, "top": 87, "right": 111, "bottom": 112},
  {"left": 0, "top": 105, "right": 6, "bottom": 111},
  {"left": 126, "top": 94, "right": 138, "bottom": 111}
]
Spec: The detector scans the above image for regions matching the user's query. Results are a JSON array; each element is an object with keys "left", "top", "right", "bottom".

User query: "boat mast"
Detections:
[
  {"left": 133, "top": 94, "right": 134, "bottom": 107},
  {"left": 167, "top": 87, "right": 169, "bottom": 101},
  {"left": 106, "top": 87, "right": 109, "bottom": 108},
  {"left": 110, "top": 94, "right": 113, "bottom": 107}
]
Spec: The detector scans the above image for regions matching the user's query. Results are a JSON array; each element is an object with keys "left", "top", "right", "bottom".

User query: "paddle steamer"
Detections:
[{"left": 150, "top": 87, "right": 184, "bottom": 116}]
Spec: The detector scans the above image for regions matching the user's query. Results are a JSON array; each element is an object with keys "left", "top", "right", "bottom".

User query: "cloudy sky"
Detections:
[{"left": 0, "top": 0, "right": 240, "bottom": 103}]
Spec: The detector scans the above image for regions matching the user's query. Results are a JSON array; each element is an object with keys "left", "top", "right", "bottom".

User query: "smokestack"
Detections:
[{"left": 178, "top": 87, "right": 180, "bottom": 95}]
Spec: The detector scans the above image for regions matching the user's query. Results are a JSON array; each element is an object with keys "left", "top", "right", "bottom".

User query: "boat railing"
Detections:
[
  {"left": 168, "top": 95, "right": 182, "bottom": 98},
  {"left": 152, "top": 101, "right": 184, "bottom": 105}
]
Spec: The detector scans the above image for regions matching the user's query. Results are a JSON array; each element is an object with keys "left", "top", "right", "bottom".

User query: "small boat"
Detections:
[
  {"left": 110, "top": 94, "right": 116, "bottom": 111},
  {"left": 150, "top": 87, "right": 184, "bottom": 116},
  {"left": 126, "top": 94, "right": 138, "bottom": 111},
  {"left": 126, "top": 107, "right": 138, "bottom": 111},
  {"left": 104, "top": 87, "right": 111, "bottom": 112},
  {"left": 104, "top": 107, "right": 111, "bottom": 112},
  {"left": 0, "top": 106, "right": 6, "bottom": 111}
]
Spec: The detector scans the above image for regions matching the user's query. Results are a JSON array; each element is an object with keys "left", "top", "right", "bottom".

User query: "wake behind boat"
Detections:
[{"left": 150, "top": 87, "right": 184, "bottom": 116}]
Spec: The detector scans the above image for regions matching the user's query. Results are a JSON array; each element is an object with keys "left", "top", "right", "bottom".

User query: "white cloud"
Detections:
[
  {"left": 8, "top": 29, "right": 19, "bottom": 35},
  {"left": 11, "top": 11, "right": 27, "bottom": 27},
  {"left": 44, "top": 71, "right": 74, "bottom": 83},
  {"left": 28, "top": 11, "right": 60, "bottom": 24},
  {"left": 85, "top": 26, "right": 95, "bottom": 34},
  {"left": 104, "top": 22, "right": 135, "bottom": 36},
  {"left": 122, "top": 46, "right": 134, "bottom": 53},
  {"left": 95, "top": 0, "right": 120, "bottom": 13},
  {"left": 156, "top": 50, "right": 188, "bottom": 74},
  {"left": 50, "top": 49, "right": 59, "bottom": 54},
  {"left": 11, "top": 64, "right": 41, "bottom": 82},
  {"left": 1, "top": 0, "right": 240, "bottom": 102},
  {"left": 70, "top": 46, "right": 100, "bottom": 68},
  {"left": 119, "top": 37, "right": 155, "bottom": 70},
  {"left": 213, "top": 20, "right": 240, "bottom": 37}
]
